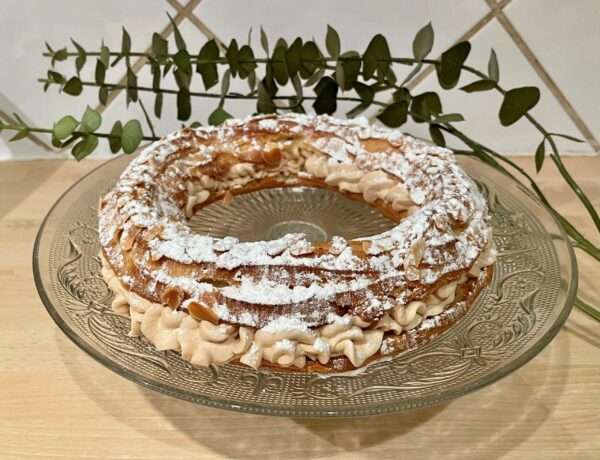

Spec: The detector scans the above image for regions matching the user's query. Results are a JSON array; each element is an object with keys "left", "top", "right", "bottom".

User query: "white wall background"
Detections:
[{"left": 1, "top": 0, "right": 598, "bottom": 160}]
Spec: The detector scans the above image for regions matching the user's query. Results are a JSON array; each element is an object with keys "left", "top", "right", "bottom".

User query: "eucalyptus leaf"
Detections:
[
  {"left": 385, "top": 67, "right": 397, "bottom": 85},
  {"left": 304, "top": 66, "right": 324, "bottom": 87},
  {"left": 313, "top": 76, "right": 338, "bottom": 115},
  {"left": 81, "top": 106, "right": 101, "bottom": 133},
  {"left": 151, "top": 62, "right": 161, "bottom": 92},
  {"left": 326, "top": 25, "right": 341, "bottom": 58},
  {"left": 121, "top": 27, "right": 131, "bottom": 56},
  {"left": 499, "top": 86, "right": 540, "bottom": 126},
  {"left": 53, "top": 115, "right": 79, "bottom": 140},
  {"left": 286, "top": 38, "right": 303, "bottom": 78},
  {"left": 400, "top": 62, "right": 423, "bottom": 86},
  {"left": 392, "top": 87, "right": 411, "bottom": 103},
  {"left": 288, "top": 96, "right": 306, "bottom": 114},
  {"left": 300, "top": 41, "right": 322, "bottom": 78},
  {"left": 429, "top": 125, "right": 446, "bottom": 147},
  {"left": 174, "top": 67, "right": 191, "bottom": 90},
  {"left": 72, "top": 134, "right": 98, "bottom": 160},
  {"left": 109, "top": 121, "right": 122, "bottom": 153},
  {"left": 52, "top": 47, "right": 68, "bottom": 66},
  {"left": 413, "top": 22, "right": 434, "bottom": 61},
  {"left": 436, "top": 41, "right": 470, "bottom": 89},
  {"left": 208, "top": 107, "right": 233, "bottom": 125},
  {"left": 173, "top": 49, "right": 192, "bottom": 76},
  {"left": 121, "top": 119, "right": 143, "bottom": 154},
  {"left": 377, "top": 101, "right": 408, "bottom": 127},
  {"left": 48, "top": 70, "right": 66, "bottom": 85},
  {"left": 535, "top": 138, "right": 545, "bottom": 172},
  {"left": 197, "top": 40, "right": 219, "bottom": 89},
  {"left": 51, "top": 133, "right": 63, "bottom": 148},
  {"left": 292, "top": 74, "right": 303, "bottom": 99},
  {"left": 162, "top": 61, "right": 173, "bottom": 77},
  {"left": 262, "top": 73, "right": 278, "bottom": 96},
  {"left": 190, "top": 121, "right": 203, "bottom": 128},
  {"left": 63, "top": 77, "right": 83, "bottom": 96},
  {"left": 274, "top": 38, "right": 288, "bottom": 51},
  {"left": 339, "top": 51, "right": 361, "bottom": 90},
  {"left": 488, "top": 49, "right": 499, "bottom": 82},
  {"left": 177, "top": 89, "right": 191, "bottom": 121},
  {"left": 411, "top": 91, "right": 442, "bottom": 122},
  {"left": 433, "top": 113, "right": 464, "bottom": 123},
  {"left": 100, "top": 44, "right": 110, "bottom": 68},
  {"left": 71, "top": 39, "right": 87, "bottom": 75},
  {"left": 257, "top": 82, "right": 277, "bottom": 113},
  {"left": 272, "top": 43, "right": 289, "bottom": 85},
  {"left": 247, "top": 69, "right": 257, "bottom": 92},
  {"left": 152, "top": 33, "right": 169, "bottom": 61},
  {"left": 111, "top": 27, "right": 131, "bottom": 66},
  {"left": 226, "top": 39, "right": 240, "bottom": 77},
  {"left": 353, "top": 82, "right": 374, "bottom": 105},
  {"left": 98, "top": 86, "right": 108, "bottom": 105},
  {"left": 126, "top": 66, "right": 138, "bottom": 104},
  {"left": 363, "top": 34, "right": 391, "bottom": 81},
  {"left": 95, "top": 60, "right": 106, "bottom": 86},
  {"left": 154, "top": 92, "right": 163, "bottom": 118},
  {"left": 335, "top": 60, "right": 345, "bottom": 90},
  {"left": 260, "top": 27, "right": 269, "bottom": 55},
  {"left": 220, "top": 69, "right": 231, "bottom": 102},
  {"left": 460, "top": 79, "right": 496, "bottom": 92},
  {"left": 238, "top": 45, "right": 257, "bottom": 78},
  {"left": 168, "top": 13, "right": 187, "bottom": 51}
]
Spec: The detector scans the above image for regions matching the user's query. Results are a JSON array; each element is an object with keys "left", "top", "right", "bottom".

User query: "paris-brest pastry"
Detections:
[{"left": 99, "top": 114, "right": 496, "bottom": 372}]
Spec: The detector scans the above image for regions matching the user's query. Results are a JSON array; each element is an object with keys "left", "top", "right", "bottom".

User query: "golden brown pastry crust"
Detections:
[{"left": 98, "top": 114, "right": 496, "bottom": 371}]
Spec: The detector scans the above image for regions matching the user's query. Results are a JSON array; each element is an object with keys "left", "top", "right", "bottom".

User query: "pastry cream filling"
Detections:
[
  {"left": 100, "top": 244, "right": 494, "bottom": 369},
  {"left": 99, "top": 115, "right": 497, "bottom": 372},
  {"left": 184, "top": 149, "right": 417, "bottom": 220}
]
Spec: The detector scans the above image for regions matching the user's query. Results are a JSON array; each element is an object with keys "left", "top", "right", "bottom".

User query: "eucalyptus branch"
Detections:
[
  {"left": 438, "top": 122, "right": 600, "bottom": 262},
  {"left": 574, "top": 297, "right": 600, "bottom": 322},
  {"left": 10, "top": 21, "right": 598, "bottom": 321}
]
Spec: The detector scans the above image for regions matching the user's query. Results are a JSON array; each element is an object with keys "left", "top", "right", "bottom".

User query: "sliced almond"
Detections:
[
  {"left": 160, "top": 286, "right": 184, "bottom": 309},
  {"left": 187, "top": 301, "right": 219, "bottom": 324},
  {"left": 262, "top": 148, "right": 282, "bottom": 167},
  {"left": 120, "top": 225, "right": 141, "bottom": 251},
  {"left": 238, "top": 149, "right": 263, "bottom": 163}
]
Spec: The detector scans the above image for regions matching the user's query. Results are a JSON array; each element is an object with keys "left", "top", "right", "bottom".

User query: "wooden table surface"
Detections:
[{"left": 0, "top": 156, "right": 599, "bottom": 460}]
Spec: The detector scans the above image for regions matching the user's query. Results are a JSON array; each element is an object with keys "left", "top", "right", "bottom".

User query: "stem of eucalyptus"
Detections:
[
  {"left": 37, "top": 78, "right": 386, "bottom": 106},
  {"left": 0, "top": 123, "right": 158, "bottom": 142}
]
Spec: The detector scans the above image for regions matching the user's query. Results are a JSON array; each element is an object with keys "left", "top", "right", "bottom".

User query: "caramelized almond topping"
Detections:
[
  {"left": 187, "top": 301, "right": 219, "bottom": 324},
  {"left": 262, "top": 148, "right": 282, "bottom": 167},
  {"left": 120, "top": 225, "right": 141, "bottom": 251},
  {"left": 238, "top": 149, "right": 263, "bottom": 163},
  {"left": 160, "top": 287, "right": 184, "bottom": 309}
]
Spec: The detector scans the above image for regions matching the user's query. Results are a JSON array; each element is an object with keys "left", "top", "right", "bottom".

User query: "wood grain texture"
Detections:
[{"left": 0, "top": 157, "right": 599, "bottom": 460}]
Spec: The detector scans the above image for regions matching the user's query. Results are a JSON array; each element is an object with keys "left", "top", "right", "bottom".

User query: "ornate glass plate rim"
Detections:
[{"left": 32, "top": 154, "right": 577, "bottom": 417}]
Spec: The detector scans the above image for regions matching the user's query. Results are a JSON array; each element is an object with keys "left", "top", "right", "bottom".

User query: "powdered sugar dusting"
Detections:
[{"left": 98, "top": 113, "right": 494, "bottom": 331}]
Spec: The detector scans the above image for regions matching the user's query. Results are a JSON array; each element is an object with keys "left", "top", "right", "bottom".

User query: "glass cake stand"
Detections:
[{"left": 33, "top": 153, "right": 576, "bottom": 417}]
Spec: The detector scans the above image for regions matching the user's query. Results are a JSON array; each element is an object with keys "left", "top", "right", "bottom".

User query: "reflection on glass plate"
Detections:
[{"left": 33, "top": 155, "right": 576, "bottom": 417}]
